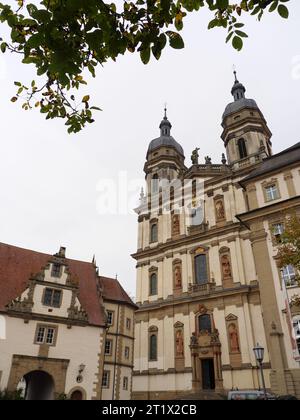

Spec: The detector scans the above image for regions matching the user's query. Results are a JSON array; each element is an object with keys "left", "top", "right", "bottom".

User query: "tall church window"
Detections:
[
  {"left": 198, "top": 314, "right": 212, "bottom": 333},
  {"left": 150, "top": 223, "right": 158, "bottom": 243},
  {"left": 152, "top": 174, "right": 159, "bottom": 194},
  {"left": 149, "top": 334, "right": 157, "bottom": 361},
  {"left": 194, "top": 254, "right": 208, "bottom": 284},
  {"left": 237, "top": 138, "right": 247, "bottom": 159},
  {"left": 150, "top": 273, "right": 158, "bottom": 295}
]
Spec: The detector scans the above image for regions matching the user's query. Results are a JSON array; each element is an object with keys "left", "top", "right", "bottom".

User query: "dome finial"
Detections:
[
  {"left": 164, "top": 102, "right": 167, "bottom": 120},
  {"left": 159, "top": 103, "right": 171, "bottom": 136},
  {"left": 231, "top": 67, "right": 246, "bottom": 102},
  {"left": 233, "top": 70, "right": 238, "bottom": 83}
]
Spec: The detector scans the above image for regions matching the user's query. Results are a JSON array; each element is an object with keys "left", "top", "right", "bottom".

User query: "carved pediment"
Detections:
[
  {"left": 148, "top": 325, "right": 158, "bottom": 332},
  {"left": 190, "top": 245, "right": 209, "bottom": 255},
  {"left": 174, "top": 321, "right": 184, "bottom": 328},
  {"left": 225, "top": 313, "right": 238, "bottom": 321}
]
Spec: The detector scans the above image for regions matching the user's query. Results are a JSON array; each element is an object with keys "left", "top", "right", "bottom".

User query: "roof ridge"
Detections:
[{"left": 0, "top": 242, "right": 94, "bottom": 266}]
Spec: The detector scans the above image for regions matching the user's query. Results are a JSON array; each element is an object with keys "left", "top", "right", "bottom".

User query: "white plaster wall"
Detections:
[
  {"left": 0, "top": 316, "right": 104, "bottom": 400},
  {"left": 32, "top": 284, "right": 79, "bottom": 318}
]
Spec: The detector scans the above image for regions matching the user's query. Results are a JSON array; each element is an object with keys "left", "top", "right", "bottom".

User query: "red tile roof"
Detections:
[
  {"left": 100, "top": 276, "right": 137, "bottom": 308},
  {"left": 0, "top": 243, "right": 136, "bottom": 327}
]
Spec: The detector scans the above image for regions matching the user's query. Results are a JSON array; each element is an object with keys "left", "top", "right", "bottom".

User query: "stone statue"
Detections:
[
  {"left": 172, "top": 214, "right": 180, "bottom": 236},
  {"left": 228, "top": 323, "right": 240, "bottom": 353},
  {"left": 176, "top": 330, "right": 184, "bottom": 356},
  {"left": 205, "top": 156, "right": 212, "bottom": 165},
  {"left": 221, "top": 255, "right": 232, "bottom": 279},
  {"left": 174, "top": 265, "right": 182, "bottom": 288},
  {"left": 215, "top": 199, "right": 225, "bottom": 220},
  {"left": 221, "top": 153, "right": 227, "bottom": 165},
  {"left": 191, "top": 148, "right": 200, "bottom": 165},
  {"left": 190, "top": 332, "right": 198, "bottom": 346}
]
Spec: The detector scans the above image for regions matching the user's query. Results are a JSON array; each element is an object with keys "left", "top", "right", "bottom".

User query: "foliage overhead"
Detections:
[
  {"left": 277, "top": 213, "right": 300, "bottom": 286},
  {"left": 0, "top": 0, "right": 291, "bottom": 133}
]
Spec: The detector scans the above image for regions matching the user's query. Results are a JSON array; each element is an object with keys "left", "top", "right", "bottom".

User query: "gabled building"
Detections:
[
  {"left": 132, "top": 73, "right": 300, "bottom": 399},
  {"left": 0, "top": 243, "right": 137, "bottom": 400}
]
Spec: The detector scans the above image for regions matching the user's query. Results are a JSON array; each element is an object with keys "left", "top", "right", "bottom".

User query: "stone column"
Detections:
[{"left": 250, "top": 222, "right": 288, "bottom": 395}]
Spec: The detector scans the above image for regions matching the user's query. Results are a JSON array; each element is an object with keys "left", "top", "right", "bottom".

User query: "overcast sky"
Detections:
[{"left": 0, "top": 2, "right": 299, "bottom": 299}]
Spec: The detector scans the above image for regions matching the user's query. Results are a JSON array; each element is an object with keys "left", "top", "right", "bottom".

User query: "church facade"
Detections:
[
  {"left": 132, "top": 74, "right": 300, "bottom": 399},
  {"left": 0, "top": 244, "right": 137, "bottom": 400}
]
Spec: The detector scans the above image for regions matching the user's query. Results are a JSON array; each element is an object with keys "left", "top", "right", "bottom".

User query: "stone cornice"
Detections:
[
  {"left": 2, "top": 310, "right": 103, "bottom": 328},
  {"left": 135, "top": 283, "right": 259, "bottom": 314},
  {"left": 132, "top": 222, "right": 248, "bottom": 260},
  {"left": 240, "top": 161, "right": 300, "bottom": 187},
  {"left": 237, "top": 196, "right": 300, "bottom": 224}
]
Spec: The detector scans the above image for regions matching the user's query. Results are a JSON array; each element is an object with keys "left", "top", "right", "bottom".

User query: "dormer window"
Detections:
[
  {"left": 51, "top": 263, "right": 61, "bottom": 278},
  {"left": 43, "top": 288, "right": 62, "bottom": 308},
  {"left": 265, "top": 184, "right": 279, "bottom": 201}
]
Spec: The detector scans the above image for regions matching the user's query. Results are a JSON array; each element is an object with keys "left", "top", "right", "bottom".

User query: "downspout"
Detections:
[{"left": 112, "top": 303, "right": 120, "bottom": 401}]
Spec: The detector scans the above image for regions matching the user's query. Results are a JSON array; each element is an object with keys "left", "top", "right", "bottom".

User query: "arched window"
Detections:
[
  {"left": 150, "top": 273, "right": 157, "bottom": 295},
  {"left": 150, "top": 223, "right": 158, "bottom": 243},
  {"left": 237, "top": 138, "right": 247, "bottom": 159},
  {"left": 194, "top": 254, "right": 208, "bottom": 284},
  {"left": 198, "top": 314, "right": 212, "bottom": 333},
  {"left": 152, "top": 174, "right": 159, "bottom": 194},
  {"left": 149, "top": 334, "right": 157, "bottom": 361}
]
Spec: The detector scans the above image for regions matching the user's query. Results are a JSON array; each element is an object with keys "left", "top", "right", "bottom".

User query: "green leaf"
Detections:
[
  {"left": 0, "top": 42, "right": 6, "bottom": 53},
  {"left": 277, "top": 4, "right": 289, "bottom": 19},
  {"left": 269, "top": 1, "right": 278, "bottom": 13},
  {"left": 216, "top": 0, "right": 229, "bottom": 9},
  {"left": 232, "top": 36, "right": 243, "bottom": 51},
  {"left": 226, "top": 32, "right": 233, "bottom": 43},
  {"left": 82, "top": 95, "right": 90, "bottom": 103},
  {"left": 166, "top": 31, "right": 184, "bottom": 49},
  {"left": 140, "top": 47, "right": 150, "bottom": 64},
  {"left": 235, "top": 30, "right": 248, "bottom": 38}
]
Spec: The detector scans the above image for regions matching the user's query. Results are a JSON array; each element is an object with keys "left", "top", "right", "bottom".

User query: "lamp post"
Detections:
[{"left": 253, "top": 343, "right": 267, "bottom": 400}]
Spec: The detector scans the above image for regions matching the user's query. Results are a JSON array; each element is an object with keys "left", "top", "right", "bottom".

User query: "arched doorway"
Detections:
[
  {"left": 23, "top": 370, "right": 55, "bottom": 400},
  {"left": 70, "top": 390, "right": 83, "bottom": 400}
]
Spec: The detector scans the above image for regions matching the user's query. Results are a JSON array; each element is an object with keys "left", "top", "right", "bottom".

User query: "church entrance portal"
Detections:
[{"left": 201, "top": 359, "right": 215, "bottom": 390}]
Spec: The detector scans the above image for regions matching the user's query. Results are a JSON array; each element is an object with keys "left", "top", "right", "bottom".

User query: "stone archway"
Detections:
[
  {"left": 23, "top": 370, "right": 54, "bottom": 400},
  {"left": 7, "top": 354, "right": 69, "bottom": 398}
]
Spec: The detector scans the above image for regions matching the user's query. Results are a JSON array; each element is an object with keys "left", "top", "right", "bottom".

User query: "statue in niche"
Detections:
[
  {"left": 190, "top": 332, "right": 198, "bottom": 346},
  {"left": 172, "top": 214, "right": 180, "bottom": 236},
  {"left": 191, "top": 148, "right": 200, "bottom": 165},
  {"left": 215, "top": 199, "right": 225, "bottom": 220},
  {"left": 174, "top": 265, "right": 182, "bottom": 288},
  {"left": 228, "top": 323, "right": 240, "bottom": 353},
  {"left": 221, "top": 255, "right": 232, "bottom": 279},
  {"left": 176, "top": 329, "right": 184, "bottom": 356}
]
